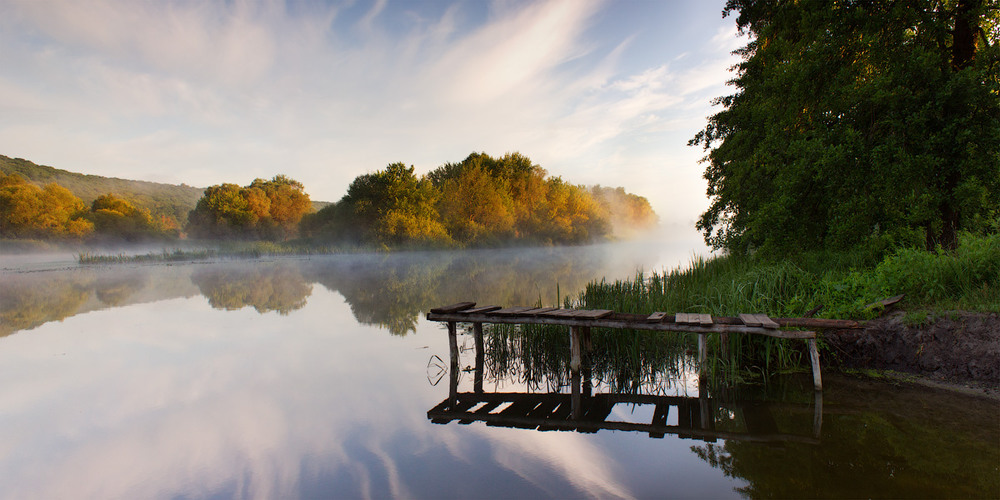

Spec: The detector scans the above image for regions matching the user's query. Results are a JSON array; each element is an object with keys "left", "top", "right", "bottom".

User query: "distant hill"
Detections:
[{"left": 0, "top": 155, "right": 330, "bottom": 222}]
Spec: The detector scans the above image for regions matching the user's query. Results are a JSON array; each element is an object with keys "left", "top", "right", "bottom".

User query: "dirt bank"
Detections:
[{"left": 823, "top": 311, "right": 1000, "bottom": 392}]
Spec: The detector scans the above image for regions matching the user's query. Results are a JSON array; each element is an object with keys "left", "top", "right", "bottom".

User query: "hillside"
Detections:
[
  {"left": 1, "top": 155, "right": 332, "bottom": 222},
  {"left": 1, "top": 155, "right": 204, "bottom": 222}
]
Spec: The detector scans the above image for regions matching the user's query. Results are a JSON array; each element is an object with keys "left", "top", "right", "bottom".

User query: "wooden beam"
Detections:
[
  {"left": 426, "top": 312, "right": 818, "bottom": 338},
  {"left": 431, "top": 302, "right": 476, "bottom": 314}
]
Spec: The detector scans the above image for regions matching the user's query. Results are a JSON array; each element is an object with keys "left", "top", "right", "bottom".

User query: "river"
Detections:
[{"left": 0, "top": 237, "right": 996, "bottom": 499}]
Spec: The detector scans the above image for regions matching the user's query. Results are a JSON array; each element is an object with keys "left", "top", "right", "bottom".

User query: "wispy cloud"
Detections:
[{"left": 0, "top": 0, "right": 740, "bottom": 224}]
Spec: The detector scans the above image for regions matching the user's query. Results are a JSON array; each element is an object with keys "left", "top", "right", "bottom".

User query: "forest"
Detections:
[
  {"left": 691, "top": 0, "right": 999, "bottom": 256},
  {"left": 0, "top": 151, "right": 657, "bottom": 247}
]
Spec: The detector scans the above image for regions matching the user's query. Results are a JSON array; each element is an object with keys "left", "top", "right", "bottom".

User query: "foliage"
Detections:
[
  {"left": 692, "top": 0, "right": 1000, "bottom": 254},
  {"left": 86, "top": 193, "right": 180, "bottom": 242},
  {"left": 186, "top": 175, "right": 312, "bottom": 241},
  {"left": 578, "top": 232, "right": 1000, "bottom": 375},
  {"left": 304, "top": 152, "right": 657, "bottom": 248},
  {"left": 0, "top": 154, "right": 204, "bottom": 223},
  {"left": 0, "top": 173, "right": 93, "bottom": 239}
]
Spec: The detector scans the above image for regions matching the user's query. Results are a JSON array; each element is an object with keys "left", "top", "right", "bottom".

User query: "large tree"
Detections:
[
  {"left": 186, "top": 175, "right": 311, "bottom": 240},
  {"left": 691, "top": 0, "right": 1000, "bottom": 254}
]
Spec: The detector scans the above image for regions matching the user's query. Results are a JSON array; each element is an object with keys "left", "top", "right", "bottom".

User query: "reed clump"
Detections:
[{"left": 576, "top": 231, "right": 999, "bottom": 379}]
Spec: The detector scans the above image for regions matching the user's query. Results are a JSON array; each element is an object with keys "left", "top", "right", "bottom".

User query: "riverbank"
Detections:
[{"left": 825, "top": 310, "right": 999, "bottom": 394}]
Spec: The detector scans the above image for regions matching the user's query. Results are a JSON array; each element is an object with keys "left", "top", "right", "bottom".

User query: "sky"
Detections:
[{"left": 0, "top": 0, "right": 745, "bottom": 232}]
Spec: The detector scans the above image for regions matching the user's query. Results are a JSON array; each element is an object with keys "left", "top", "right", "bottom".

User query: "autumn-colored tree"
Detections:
[
  {"left": 0, "top": 173, "right": 93, "bottom": 239},
  {"left": 186, "top": 175, "right": 311, "bottom": 240},
  {"left": 336, "top": 163, "right": 450, "bottom": 246},
  {"left": 87, "top": 193, "right": 177, "bottom": 241}
]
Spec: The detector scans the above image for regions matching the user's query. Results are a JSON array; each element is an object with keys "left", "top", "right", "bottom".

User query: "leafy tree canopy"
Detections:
[
  {"left": 0, "top": 173, "right": 93, "bottom": 239},
  {"left": 186, "top": 175, "right": 312, "bottom": 241},
  {"left": 691, "top": 0, "right": 1000, "bottom": 255}
]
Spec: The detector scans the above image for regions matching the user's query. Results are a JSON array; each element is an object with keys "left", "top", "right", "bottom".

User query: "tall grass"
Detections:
[{"left": 575, "top": 231, "right": 1000, "bottom": 379}]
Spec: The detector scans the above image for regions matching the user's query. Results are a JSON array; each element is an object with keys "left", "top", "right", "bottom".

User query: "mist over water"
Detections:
[{"left": 0, "top": 232, "right": 995, "bottom": 499}]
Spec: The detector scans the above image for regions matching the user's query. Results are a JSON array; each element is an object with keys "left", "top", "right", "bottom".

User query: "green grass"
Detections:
[{"left": 573, "top": 231, "right": 999, "bottom": 378}]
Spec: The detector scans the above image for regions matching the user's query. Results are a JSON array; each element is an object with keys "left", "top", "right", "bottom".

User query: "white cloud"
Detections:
[{"left": 0, "top": 0, "right": 740, "bottom": 225}]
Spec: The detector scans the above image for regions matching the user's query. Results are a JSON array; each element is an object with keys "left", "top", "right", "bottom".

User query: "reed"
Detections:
[{"left": 574, "top": 231, "right": 999, "bottom": 379}]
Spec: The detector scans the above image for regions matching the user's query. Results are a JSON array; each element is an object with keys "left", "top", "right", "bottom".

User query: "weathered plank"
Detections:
[
  {"left": 696, "top": 313, "right": 714, "bottom": 326},
  {"left": 675, "top": 313, "right": 691, "bottom": 324},
  {"left": 491, "top": 306, "right": 537, "bottom": 316},
  {"left": 540, "top": 308, "right": 579, "bottom": 317},
  {"left": 647, "top": 312, "right": 668, "bottom": 322},
  {"left": 865, "top": 294, "right": 905, "bottom": 310},
  {"left": 430, "top": 302, "right": 476, "bottom": 314},
  {"left": 739, "top": 313, "right": 762, "bottom": 327},
  {"left": 520, "top": 307, "right": 559, "bottom": 315},
  {"left": 462, "top": 305, "right": 502, "bottom": 314},
  {"left": 571, "top": 309, "right": 613, "bottom": 319},
  {"left": 754, "top": 314, "right": 780, "bottom": 329}
]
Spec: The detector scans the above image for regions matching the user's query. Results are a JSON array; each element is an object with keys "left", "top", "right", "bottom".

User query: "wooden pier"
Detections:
[
  {"left": 425, "top": 302, "right": 856, "bottom": 391},
  {"left": 425, "top": 303, "right": 827, "bottom": 442}
]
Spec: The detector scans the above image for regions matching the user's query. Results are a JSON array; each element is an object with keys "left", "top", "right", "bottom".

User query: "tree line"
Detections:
[
  {"left": 692, "top": 0, "right": 999, "bottom": 255},
  {"left": 1, "top": 151, "right": 657, "bottom": 246},
  {"left": 300, "top": 152, "right": 657, "bottom": 247},
  {"left": 0, "top": 173, "right": 179, "bottom": 241}
]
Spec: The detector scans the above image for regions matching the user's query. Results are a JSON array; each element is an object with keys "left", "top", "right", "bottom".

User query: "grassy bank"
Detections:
[{"left": 574, "top": 232, "right": 999, "bottom": 379}]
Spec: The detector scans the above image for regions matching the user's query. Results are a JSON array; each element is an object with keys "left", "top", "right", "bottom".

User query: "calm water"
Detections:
[{"left": 0, "top": 238, "right": 997, "bottom": 499}]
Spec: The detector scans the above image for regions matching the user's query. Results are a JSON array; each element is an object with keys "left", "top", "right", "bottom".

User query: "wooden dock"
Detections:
[
  {"left": 426, "top": 302, "right": 853, "bottom": 391},
  {"left": 427, "top": 390, "right": 822, "bottom": 444}
]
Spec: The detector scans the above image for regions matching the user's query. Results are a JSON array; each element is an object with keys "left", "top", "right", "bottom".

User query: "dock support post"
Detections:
[
  {"left": 698, "top": 333, "right": 707, "bottom": 378},
  {"left": 473, "top": 323, "right": 484, "bottom": 393},
  {"left": 447, "top": 321, "right": 458, "bottom": 406},
  {"left": 812, "top": 389, "right": 823, "bottom": 439},
  {"left": 808, "top": 337, "right": 822, "bottom": 391},
  {"left": 570, "top": 326, "right": 582, "bottom": 372}
]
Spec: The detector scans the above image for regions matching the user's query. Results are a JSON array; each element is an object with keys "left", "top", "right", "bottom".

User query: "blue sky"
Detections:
[{"left": 0, "top": 0, "right": 744, "bottom": 231}]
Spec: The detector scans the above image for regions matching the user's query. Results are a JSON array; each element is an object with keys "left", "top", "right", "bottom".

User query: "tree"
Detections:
[
  {"left": 691, "top": 0, "right": 1000, "bottom": 254},
  {"left": 87, "top": 193, "right": 175, "bottom": 241},
  {"left": 337, "top": 163, "right": 450, "bottom": 246},
  {"left": 0, "top": 173, "right": 93, "bottom": 239},
  {"left": 186, "top": 175, "right": 312, "bottom": 240}
]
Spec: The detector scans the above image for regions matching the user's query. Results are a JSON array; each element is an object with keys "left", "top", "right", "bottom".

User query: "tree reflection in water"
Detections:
[
  {"left": 191, "top": 263, "right": 312, "bottom": 315},
  {"left": 1, "top": 242, "right": 661, "bottom": 336}
]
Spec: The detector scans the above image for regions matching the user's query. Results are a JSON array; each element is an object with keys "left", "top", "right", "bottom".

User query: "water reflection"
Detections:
[
  {"left": 429, "top": 324, "right": 822, "bottom": 444},
  {"left": 1, "top": 242, "right": 663, "bottom": 337},
  {"left": 426, "top": 324, "right": 1000, "bottom": 498},
  {"left": 192, "top": 263, "right": 312, "bottom": 315}
]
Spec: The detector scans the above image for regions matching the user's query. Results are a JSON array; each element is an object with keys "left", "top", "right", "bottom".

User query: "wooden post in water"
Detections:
[
  {"left": 473, "top": 323, "right": 484, "bottom": 394},
  {"left": 808, "top": 337, "right": 822, "bottom": 391},
  {"left": 448, "top": 321, "right": 458, "bottom": 406},
  {"left": 570, "top": 326, "right": 582, "bottom": 372},
  {"left": 812, "top": 389, "right": 823, "bottom": 439},
  {"left": 698, "top": 333, "right": 707, "bottom": 378}
]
